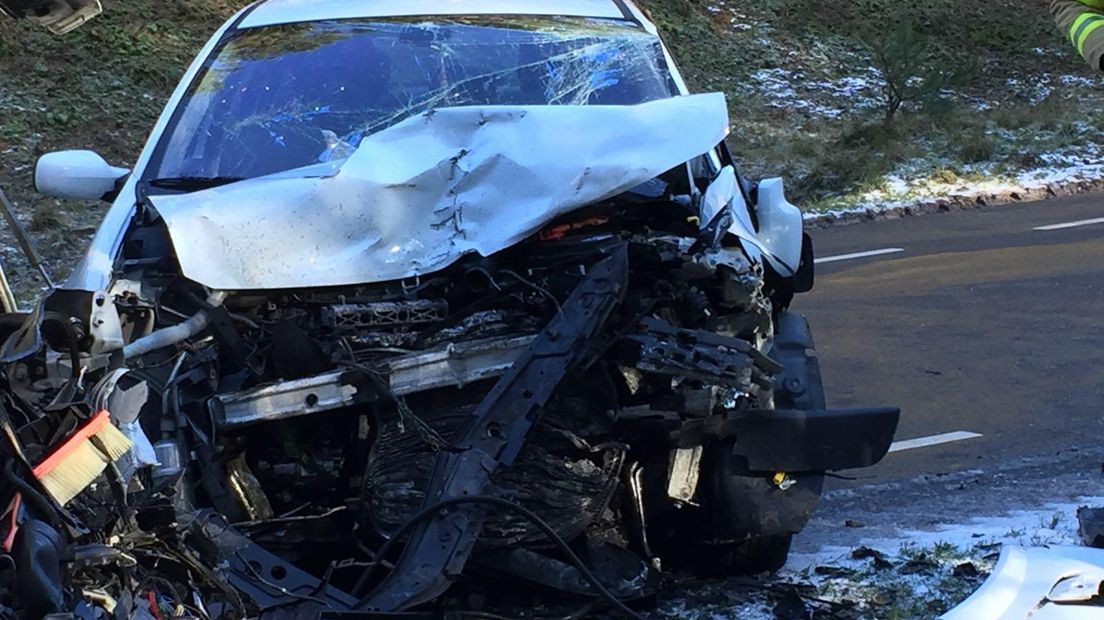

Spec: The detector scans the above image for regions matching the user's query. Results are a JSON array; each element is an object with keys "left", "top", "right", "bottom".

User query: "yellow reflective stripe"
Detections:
[
  {"left": 1080, "top": 0, "right": 1104, "bottom": 9},
  {"left": 1078, "top": 17, "right": 1104, "bottom": 55},
  {"left": 1071, "top": 13, "right": 1104, "bottom": 45},
  {"left": 1071, "top": 13, "right": 1097, "bottom": 44}
]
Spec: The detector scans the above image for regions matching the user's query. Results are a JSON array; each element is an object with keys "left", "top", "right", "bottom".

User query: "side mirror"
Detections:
[{"left": 35, "top": 150, "right": 130, "bottom": 202}]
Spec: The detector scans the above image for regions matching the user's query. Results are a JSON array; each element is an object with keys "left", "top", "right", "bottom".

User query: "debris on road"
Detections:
[
  {"left": 942, "top": 546, "right": 1104, "bottom": 619},
  {"left": 745, "top": 494, "right": 1104, "bottom": 620}
]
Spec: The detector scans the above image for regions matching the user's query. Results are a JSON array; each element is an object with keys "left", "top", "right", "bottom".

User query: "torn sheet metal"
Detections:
[
  {"left": 942, "top": 546, "right": 1104, "bottom": 620},
  {"left": 150, "top": 94, "right": 728, "bottom": 290}
]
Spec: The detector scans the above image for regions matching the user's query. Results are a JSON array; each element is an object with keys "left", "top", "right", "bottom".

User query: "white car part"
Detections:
[
  {"left": 755, "top": 177, "right": 804, "bottom": 276},
  {"left": 89, "top": 290, "right": 125, "bottom": 355},
  {"left": 700, "top": 167, "right": 803, "bottom": 275},
  {"left": 941, "top": 546, "right": 1104, "bottom": 620},
  {"left": 91, "top": 369, "right": 158, "bottom": 478},
  {"left": 8, "top": 0, "right": 102, "bottom": 34},
  {"left": 151, "top": 94, "right": 730, "bottom": 290},
  {"left": 122, "top": 291, "right": 227, "bottom": 359},
  {"left": 35, "top": 150, "right": 129, "bottom": 201}
]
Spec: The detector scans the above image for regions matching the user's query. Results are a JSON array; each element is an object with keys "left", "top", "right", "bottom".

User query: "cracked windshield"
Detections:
[{"left": 151, "top": 18, "right": 674, "bottom": 181}]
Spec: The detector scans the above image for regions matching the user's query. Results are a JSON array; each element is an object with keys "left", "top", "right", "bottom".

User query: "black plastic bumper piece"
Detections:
[
  {"left": 732, "top": 407, "right": 901, "bottom": 472},
  {"left": 675, "top": 406, "right": 900, "bottom": 472}
]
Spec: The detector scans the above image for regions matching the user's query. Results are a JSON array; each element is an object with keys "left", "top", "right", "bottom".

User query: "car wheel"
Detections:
[{"left": 707, "top": 534, "right": 794, "bottom": 575}]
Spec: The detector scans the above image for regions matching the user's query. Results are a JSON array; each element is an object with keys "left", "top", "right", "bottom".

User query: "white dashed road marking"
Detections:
[
  {"left": 1033, "top": 217, "right": 1104, "bottom": 231},
  {"left": 888, "top": 431, "right": 983, "bottom": 454},
  {"left": 815, "top": 248, "right": 905, "bottom": 265}
]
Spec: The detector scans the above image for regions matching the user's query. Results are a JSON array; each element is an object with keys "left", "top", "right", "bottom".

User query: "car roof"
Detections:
[{"left": 239, "top": 0, "right": 633, "bottom": 29}]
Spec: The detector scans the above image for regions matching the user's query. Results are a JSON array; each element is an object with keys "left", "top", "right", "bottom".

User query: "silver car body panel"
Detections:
[
  {"left": 149, "top": 93, "right": 729, "bottom": 290},
  {"left": 942, "top": 546, "right": 1104, "bottom": 620}
]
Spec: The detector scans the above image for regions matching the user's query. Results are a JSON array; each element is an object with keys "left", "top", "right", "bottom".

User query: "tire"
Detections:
[
  {"left": 650, "top": 311, "right": 820, "bottom": 577},
  {"left": 657, "top": 531, "right": 794, "bottom": 576},
  {"left": 709, "top": 534, "right": 794, "bottom": 575}
]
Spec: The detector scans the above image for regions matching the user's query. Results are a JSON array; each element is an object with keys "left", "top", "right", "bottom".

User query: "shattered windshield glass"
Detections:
[{"left": 147, "top": 17, "right": 675, "bottom": 183}]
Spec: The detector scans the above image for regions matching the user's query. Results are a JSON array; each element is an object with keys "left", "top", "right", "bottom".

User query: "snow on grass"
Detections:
[
  {"left": 1007, "top": 72, "right": 1104, "bottom": 103},
  {"left": 750, "top": 67, "right": 883, "bottom": 118},
  {"left": 788, "top": 497, "right": 1099, "bottom": 574},
  {"left": 706, "top": 1, "right": 771, "bottom": 35},
  {"left": 805, "top": 141, "right": 1104, "bottom": 220}
]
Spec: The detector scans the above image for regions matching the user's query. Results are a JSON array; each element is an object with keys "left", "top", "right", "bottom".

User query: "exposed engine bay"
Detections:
[{"left": 0, "top": 174, "right": 899, "bottom": 617}]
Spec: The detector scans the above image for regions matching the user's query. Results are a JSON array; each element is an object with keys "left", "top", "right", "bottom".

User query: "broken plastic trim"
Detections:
[{"left": 673, "top": 407, "right": 901, "bottom": 472}]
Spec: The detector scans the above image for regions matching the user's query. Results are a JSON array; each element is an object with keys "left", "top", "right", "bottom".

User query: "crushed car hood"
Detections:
[{"left": 149, "top": 94, "right": 729, "bottom": 290}]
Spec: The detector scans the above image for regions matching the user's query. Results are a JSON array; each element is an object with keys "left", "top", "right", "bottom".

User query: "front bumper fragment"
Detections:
[{"left": 676, "top": 406, "right": 901, "bottom": 472}]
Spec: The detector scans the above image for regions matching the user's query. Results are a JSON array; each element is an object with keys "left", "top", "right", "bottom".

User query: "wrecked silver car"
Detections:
[{"left": 0, "top": 1, "right": 899, "bottom": 617}]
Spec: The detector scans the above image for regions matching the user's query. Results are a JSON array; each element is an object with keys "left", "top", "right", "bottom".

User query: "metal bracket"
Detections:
[{"left": 189, "top": 510, "right": 358, "bottom": 612}]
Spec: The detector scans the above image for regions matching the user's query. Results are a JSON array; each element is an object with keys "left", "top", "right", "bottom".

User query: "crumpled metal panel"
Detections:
[
  {"left": 150, "top": 94, "right": 729, "bottom": 290},
  {"left": 942, "top": 546, "right": 1104, "bottom": 620}
]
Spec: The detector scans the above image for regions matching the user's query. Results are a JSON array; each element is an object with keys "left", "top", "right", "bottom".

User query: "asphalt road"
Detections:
[
  {"left": 804, "top": 194, "right": 1104, "bottom": 482},
  {"left": 787, "top": 194, "right": 1104, "bottom": 552}
]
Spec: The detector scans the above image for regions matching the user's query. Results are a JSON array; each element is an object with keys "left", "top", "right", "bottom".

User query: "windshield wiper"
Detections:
[{"left": 145, "top": 176, "right": 245, "bottom": 191}]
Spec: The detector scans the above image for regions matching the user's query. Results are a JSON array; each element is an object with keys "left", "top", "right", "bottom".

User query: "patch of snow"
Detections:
[
  {"left": 1006, "top": 73, "right": 1104, "bottom": 103},
  {"left": 704, "top": 1, "right": 770, "bottom": 36},
  {"left": 787, "top": 496, "right": 1103, "bottom": 576},
  {"left": 750, "top": 66, "right": 883, "bottom": 118},
  {"left": 972, "top": 100, "right": 992, "bottom": 111}
]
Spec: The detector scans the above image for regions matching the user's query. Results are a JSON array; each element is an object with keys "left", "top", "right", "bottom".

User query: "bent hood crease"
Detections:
[{"left": 150, "top": 93, "right": 730, "bottom": 290}]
